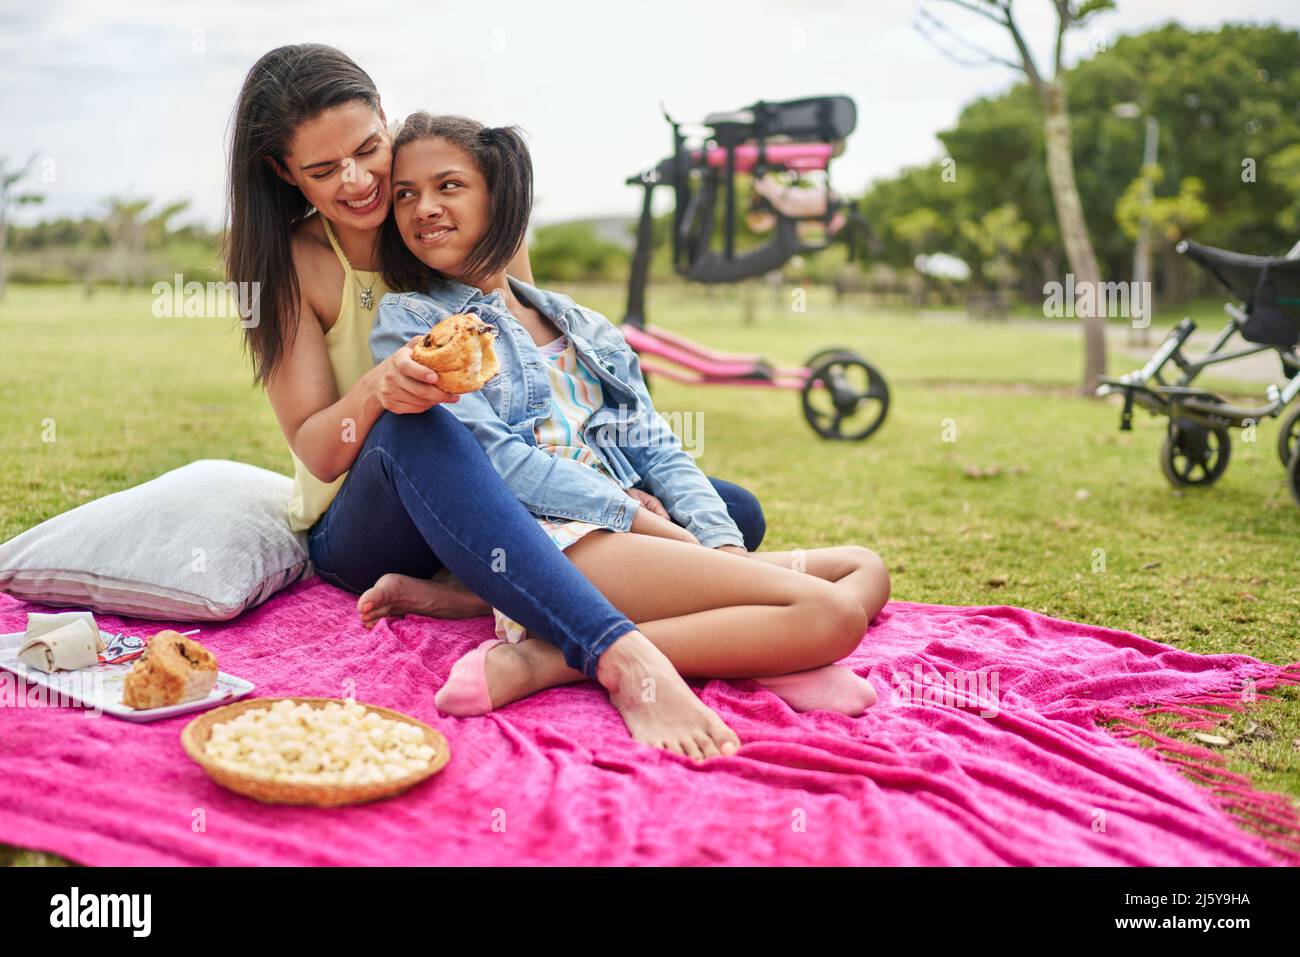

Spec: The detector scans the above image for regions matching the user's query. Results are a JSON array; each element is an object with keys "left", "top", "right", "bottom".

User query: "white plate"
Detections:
[{"left": 0, "top": 629, "right": 254, "bottom": 723}]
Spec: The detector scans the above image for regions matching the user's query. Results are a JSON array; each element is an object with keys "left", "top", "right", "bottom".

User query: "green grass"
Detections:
[{"left": 1, "top": 282, "right": 1297, "bottom": 865}]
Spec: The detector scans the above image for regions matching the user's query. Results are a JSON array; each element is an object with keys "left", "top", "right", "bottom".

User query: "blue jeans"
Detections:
[{"left": 307, "top": 405, "right": 766, "bottom": 680}]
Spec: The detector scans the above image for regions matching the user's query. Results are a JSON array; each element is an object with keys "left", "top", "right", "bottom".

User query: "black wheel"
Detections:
[
  {"left": 1277, "top": 406, "right": 1300, "bottom": 468},
  {"left": 804, "top": 346, "right": 856, "bottom": 370},
  {"left": 801, "top": 352, "right": 890, "bottom": 441},
  {"left": 1160, "top": 422, "right": 1231, "bottom": 488},
  {"left": 1289, "top": 447, "right": 1300, "bottom": 507}
]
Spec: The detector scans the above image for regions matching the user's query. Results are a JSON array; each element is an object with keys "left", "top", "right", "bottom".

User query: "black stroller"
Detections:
[{"left": 1096, "top": 239, "right": 1300, "bottom": 505}]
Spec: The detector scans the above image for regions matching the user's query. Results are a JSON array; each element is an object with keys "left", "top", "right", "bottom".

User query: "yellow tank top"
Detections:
[{"left": 286, "top": 216, "right": 395, "bottom": 533}]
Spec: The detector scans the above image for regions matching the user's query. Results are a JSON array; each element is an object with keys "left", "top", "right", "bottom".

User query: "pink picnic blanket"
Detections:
[{"left": 1, "top": 578, "right": 1296, "bottom": 866}]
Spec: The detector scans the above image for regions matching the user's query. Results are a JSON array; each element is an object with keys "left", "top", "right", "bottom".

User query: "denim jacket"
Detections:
[{"left": 370, "top": 275, "right": 744, "bottom": 548}]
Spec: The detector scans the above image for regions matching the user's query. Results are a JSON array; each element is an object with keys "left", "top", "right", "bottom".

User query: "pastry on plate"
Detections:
[
  {"left": 409, "top": 312, "right": 500, "bottom": 394},
  {"left": 122, "top": 631, "right": 218, "bottom": 710}
]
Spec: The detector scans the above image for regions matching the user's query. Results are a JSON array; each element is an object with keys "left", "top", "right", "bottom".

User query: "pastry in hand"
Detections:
[
  {"left": 409, "top": 312, "right": 500, "bottom": 394},
  {"left": 121, "top": 631, "right": 218, "bottom": 710}
]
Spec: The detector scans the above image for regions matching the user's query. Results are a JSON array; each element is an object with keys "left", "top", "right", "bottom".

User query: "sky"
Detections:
[{"left": 2, "top": 0, "right": 1297, "bottom": 230}]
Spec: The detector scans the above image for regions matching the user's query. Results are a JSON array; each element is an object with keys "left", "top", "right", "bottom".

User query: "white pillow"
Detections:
[{"left": 0, "top": 459, "right": 312, "bottom": 621}]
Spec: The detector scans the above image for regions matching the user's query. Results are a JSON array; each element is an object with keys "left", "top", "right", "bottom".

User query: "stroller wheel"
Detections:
[
  {"left": 1289, "top": 448, "right": 1300, "bottom": 508},
  {"left": 1160, "top": 423, "right": 1231, "bottom": 488},
  {"left": 801, "top": 352, "right": 890, "bottom": 441},
  {"left": 1277, "top": 406, "right": 1300, "bottom": 468},
  {"left": 804, "top": 346, "right": 856, "bottom": 369}
]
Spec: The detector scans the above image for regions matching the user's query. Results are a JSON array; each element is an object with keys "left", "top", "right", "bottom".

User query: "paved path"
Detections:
[{"left": 917, "top": 312, "right": 1290, "bottom": 385}]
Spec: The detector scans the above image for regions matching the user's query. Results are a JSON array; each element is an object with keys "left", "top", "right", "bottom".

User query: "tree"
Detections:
[
  {"left": 861, "top": 24, "right": 1299, "bottom": 312},
  {"left": 892, "top": 206, "right": 945, "bottom": 306},
  {"left": 528, "top": 221, "right": 629, "bottom": 283},
  {"left": 102, "top": 196, "right": 151, "bottom": 290},
  {"left": 143, "top": 200, "right": 192, "bottom": 248},
  {"left": 917, "top": 0, "right": 1115, "bottom": 393},
  {"left": 0, "top": 155, "right": 46, "bottom": 302},
  {"left": 1272, "top": 144, "right": 1300, "bottom": 236},
  {"left": 960, "top": 202, "right": 1032, "bottom": 314},
  {"left": 1114, "top": 165, "right": 1209, "bottom": 245}
]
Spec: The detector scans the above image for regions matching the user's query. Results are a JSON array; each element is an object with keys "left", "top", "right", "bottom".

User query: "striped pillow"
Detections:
[{"left": 0, "top": 459, "right": 311, "bottom": 621}]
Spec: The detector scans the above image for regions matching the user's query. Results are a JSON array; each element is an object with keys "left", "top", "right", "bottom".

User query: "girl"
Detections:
[
  {"left": 227, "top": 44, "right": 772, "bottom": 762},
  {"left": 372, "top": 113, "right": 891, "bottom": 731}
]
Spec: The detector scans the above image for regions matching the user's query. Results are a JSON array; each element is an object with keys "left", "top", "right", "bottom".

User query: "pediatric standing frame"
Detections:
[
  {"left": 1096, "top": 238, "right": 1300, "bottom": 505},
  {"left": 621, "top": 95, "right": 890, "bottom": 441}
]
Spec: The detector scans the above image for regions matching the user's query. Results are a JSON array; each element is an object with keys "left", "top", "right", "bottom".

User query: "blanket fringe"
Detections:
[{"left": 1095, "top": 662, "right": 1300, "bottom": 866}]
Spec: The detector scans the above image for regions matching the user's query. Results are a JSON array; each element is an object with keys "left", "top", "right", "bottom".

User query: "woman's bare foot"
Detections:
[
  {"left": 595, "top": 630, "right": 741, "bottom": 762},
  {"left": 357, "top": 570, "right": 491, "bottom": 629}
]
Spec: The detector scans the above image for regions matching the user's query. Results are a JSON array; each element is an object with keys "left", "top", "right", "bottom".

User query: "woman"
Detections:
[{"left": 226, "top": 43, "right": 769, "bottom": 761}]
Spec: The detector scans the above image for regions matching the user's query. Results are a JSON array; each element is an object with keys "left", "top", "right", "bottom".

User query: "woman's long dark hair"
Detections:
[
  {"left": 225, "top": 44, "right": 380, "bottom": 387},
  {"left": 379, "top": 113, "right": 533, "bottom": 293}
]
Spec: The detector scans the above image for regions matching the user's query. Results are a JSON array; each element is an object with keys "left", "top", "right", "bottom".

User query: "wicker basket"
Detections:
[{"left": 181, "top": 697, "right": 450, "bottom": 807}]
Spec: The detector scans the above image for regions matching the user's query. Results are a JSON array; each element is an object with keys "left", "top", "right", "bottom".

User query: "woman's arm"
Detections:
[
  {"left": 264, "top": 284, "right": 376, "bottom": 483},
  {"left": 265, "top": 258, "right": 457, "bottom": 484}
]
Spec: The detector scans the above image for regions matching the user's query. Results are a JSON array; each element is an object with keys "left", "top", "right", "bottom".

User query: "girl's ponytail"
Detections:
[{"left": 472, "top": 125, "right": 533, "bottom": 280}]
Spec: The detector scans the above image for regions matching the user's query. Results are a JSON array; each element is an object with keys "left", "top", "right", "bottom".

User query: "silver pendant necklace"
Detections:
[{"left": 333, "top": 236, "right": 378, "bottom": 310}]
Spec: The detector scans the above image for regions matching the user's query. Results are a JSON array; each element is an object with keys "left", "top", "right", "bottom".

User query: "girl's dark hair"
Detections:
[
  {"left": 224, "top": 43, "right": 381, "bottom": 387},
  {"left": 379, "top": 113, "right": 533, "bottom": 292}
]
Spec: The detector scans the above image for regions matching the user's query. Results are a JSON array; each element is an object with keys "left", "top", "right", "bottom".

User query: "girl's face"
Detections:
[
  {"left": 390, "top": 137, "right": 489, "bottom": 281},
  {"left": 275, "top": 101, "right": 391, "bottom": 230}
]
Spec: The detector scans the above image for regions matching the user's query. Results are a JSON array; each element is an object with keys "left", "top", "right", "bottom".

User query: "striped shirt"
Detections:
[{"left": 533, "top": 335, "right": 616, "bottom": 481}]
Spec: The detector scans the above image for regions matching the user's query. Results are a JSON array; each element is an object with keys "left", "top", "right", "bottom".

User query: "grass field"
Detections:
[{"left": 1, "top": 281, "right": 1297, "bottom": 865}]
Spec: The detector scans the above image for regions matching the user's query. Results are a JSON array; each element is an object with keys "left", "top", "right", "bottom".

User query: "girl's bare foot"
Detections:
[
  {"left": 438, "top": 631, "right": 742, "bottom": 763},
  {"left": 443, "top": 638, "right": 875, "bottom": 720},
  {"left": 357, "top": 570, "right": 491, "bottom": 629},
  {"left": 596, "top": 630, "right": 742, "bottom": 762}
]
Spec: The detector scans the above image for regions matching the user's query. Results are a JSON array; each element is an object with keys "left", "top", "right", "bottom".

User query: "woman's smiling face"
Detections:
[
  {"left": 390, "top": 137, "right": 489, "bottom": 281},
  {"left": 278, "top": 101, "right": 391, "bottom": 229}
]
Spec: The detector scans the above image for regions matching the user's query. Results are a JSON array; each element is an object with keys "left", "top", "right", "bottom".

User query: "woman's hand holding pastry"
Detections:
[{"left": 374, "top": 334, "right": 461, "bottom": 414}]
